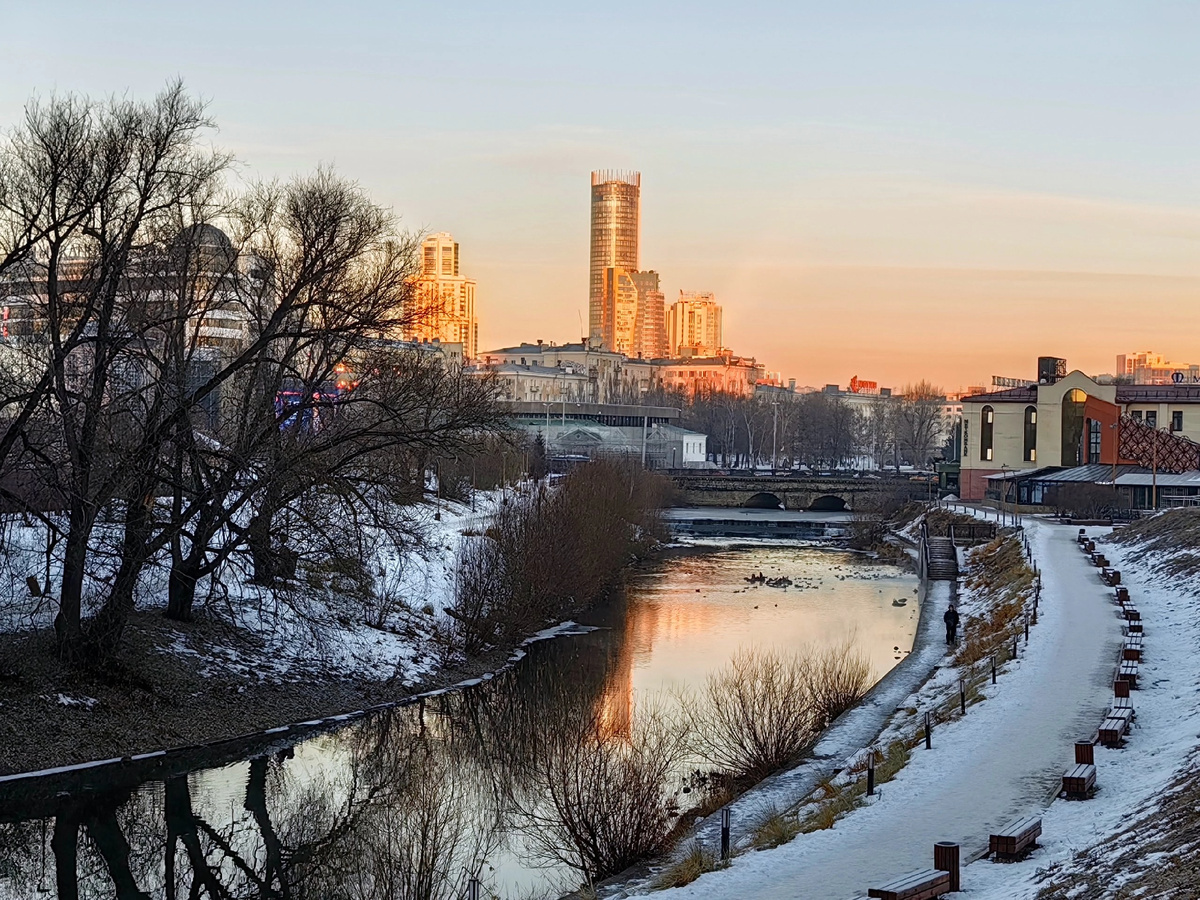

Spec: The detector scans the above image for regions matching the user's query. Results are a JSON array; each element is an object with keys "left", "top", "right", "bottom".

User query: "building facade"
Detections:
[
  {"left": 589, "top": 171, "right": 640, "bottom": 349},
  {"left": 959, "top": 366, "right": 1200, "bottom": 500},
  {"left": 1116, "top": 350, "right": 1200, "bottom": 385},
  {"left": 654, "top": 354, "right": 762, "bottom": 398},
  {"left": 666, "top": 292, "right": 723, "bottom": 358},
  {"left": 630, "top": 269, "right": 666, "bottom": 359},
  {"left": 407, "top": 232, "right": 478, "bottom": 360}
]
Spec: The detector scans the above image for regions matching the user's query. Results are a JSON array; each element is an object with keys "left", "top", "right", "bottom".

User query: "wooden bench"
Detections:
[
  {"left": 1124, "top": 606, "right": 1141, "bottom": 622},
  {"left": 1123, "top": 637, "right": 1143, "bottom": 662},
  {"left": 1127, "top": 620, "right": 1144, "bottom": 634},
  {"left": 1062, "top": 763, "right": 1096, "bottom": 799},
  {"left": 1093, "top": 554, "right": 1109, "bottom": 567},
  {"left": 1118, "top": 661, "right": 1139, "bottom": 688},
  {"left": 1098, "top": 715, "right": 1128, "bottom": 747},
  {"left": 1114, "top": 586, "right": 1130, "bottom": 604},
  {"left": 1108, "top": 570, "right": 1121, "bottom": 585},
  {"left": 1112, "top": 695, "right": 1134, "bottom": 713},
  {"left": 989, "top": 815, "right": 1042, "bottom": 861},
  {"left": 868, "top": 869, "right": 951, "bottom": 900}
]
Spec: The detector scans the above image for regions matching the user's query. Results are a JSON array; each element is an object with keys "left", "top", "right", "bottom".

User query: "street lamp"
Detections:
[{"left": 999, "top": 463, "right": 1010, "bottom": 526}]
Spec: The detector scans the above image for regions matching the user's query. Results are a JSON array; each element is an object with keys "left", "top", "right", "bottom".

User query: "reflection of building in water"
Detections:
[{"left": 594, "top": 575, "right": 729, "bottom": 739}]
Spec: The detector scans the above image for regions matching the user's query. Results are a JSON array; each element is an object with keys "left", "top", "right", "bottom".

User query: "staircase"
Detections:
[{"left": 925, "top": 535, "right": 959, "bottom": 581}]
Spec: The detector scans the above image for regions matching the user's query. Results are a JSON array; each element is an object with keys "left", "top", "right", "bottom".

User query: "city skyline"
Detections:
[{"left": 4, "top": 3, "right": 1198, "bottom": 389}]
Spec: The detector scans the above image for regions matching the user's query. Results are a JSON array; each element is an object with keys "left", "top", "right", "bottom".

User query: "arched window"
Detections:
[
  {"left": 1061, "top": 389, "right": 1087, "bottom": 466},
  {"left": 1023, "top": 406, "right": 1037, "bottom": 462},
  {"left": 980, "top": 406, "right": 994, "bottom": 461}
]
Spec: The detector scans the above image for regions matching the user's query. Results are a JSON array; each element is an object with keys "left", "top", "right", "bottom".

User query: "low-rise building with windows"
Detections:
[{"left": 960, "top": 363, "right": 1200, "bottom": 502}]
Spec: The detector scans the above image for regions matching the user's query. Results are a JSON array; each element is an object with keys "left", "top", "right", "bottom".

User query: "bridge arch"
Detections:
[
  {"left": 743, "top": 492, "right": 783, "bottom": 509},
  {"left": 808, "top": 494, "right": 848, "bottom": 512}
]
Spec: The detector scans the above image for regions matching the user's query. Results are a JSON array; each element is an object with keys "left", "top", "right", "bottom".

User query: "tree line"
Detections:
[
  {"left": 627, "top": 380, "right": 952, "bottom": 471},
  {"left": 0, "top": 82, "right": 504, "bottom": 664}
]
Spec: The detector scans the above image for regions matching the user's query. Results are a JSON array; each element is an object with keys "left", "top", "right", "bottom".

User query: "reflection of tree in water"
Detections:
[
  {"left": 0, "top": 600, "right": 635, "bottom": 899},
  {"left": 2, "top": 719, "right": 501, "bottom": 899}
]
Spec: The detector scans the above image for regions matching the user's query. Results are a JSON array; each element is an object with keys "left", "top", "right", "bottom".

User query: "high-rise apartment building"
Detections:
[
  {"left": 666, "top": 291, "right": 723, "bottom": 358},
  {"left": 1117, "top": 350, "right": 1200, "bottom": 385},
  {"left": 601, "top": 267, "right": 640, "bottom": 356},
  {"left": 630, "top": 270, "right": 666, "bottom": 359},
  {"left": 408, "top": 232, "right": 478, "bottom": 360},
  {"left": 589, "top": 171, "right": 640, "bottom": 349}
]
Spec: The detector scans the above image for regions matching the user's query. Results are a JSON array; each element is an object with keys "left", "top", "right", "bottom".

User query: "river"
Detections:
[{"left": 0, "top": 544, "right": 919, "bottom": 899}]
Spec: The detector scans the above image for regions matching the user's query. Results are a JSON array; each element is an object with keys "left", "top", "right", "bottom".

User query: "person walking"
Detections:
[{"left": 944, "top": 604, "right": 960, "bottom": 644}]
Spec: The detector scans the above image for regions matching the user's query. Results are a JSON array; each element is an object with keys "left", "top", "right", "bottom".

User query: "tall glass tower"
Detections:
[{"left": 589, "top": 171, "right": 640, "bottom": 349}]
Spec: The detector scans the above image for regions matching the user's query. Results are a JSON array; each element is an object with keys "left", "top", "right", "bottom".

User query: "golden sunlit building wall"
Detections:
[
  {"left": 407, "top": 232, "right": 478, "bottom": 360},
  {"left": 666, "top": 291, "right": 723, "bottom": 358},
  {"left": 589, "top": 171, "right": 640, "bottom": 349}
]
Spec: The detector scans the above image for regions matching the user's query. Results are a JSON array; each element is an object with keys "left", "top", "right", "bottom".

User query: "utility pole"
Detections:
[{"left": 772, "top": 397, "right": 779, "bottom": 470}]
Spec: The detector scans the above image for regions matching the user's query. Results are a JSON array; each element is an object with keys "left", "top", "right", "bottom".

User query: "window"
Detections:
[
  {"left": 980, "top": 406, "right": 994, "bottom": 462},
  {"left": 1088, "top": 419, "right": 1102, "bottom": 462},
  {"left": 1131, "top": 410, "right": 1143, "bottom": 422},
  {"left": 1146, "top": 411, "right": 1158, "bottom": 428},
  {"left": 1061, "top": 389, "right": 1087, "bottom": 466},
  {"left": 1172, "top": 411, "right": 1183, "bottom": 432},
  {"left": 1023, "top": 406, "right": 1037, "bottom": 462}
]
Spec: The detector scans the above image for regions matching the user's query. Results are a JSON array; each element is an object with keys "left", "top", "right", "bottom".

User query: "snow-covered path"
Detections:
[{"left": 655, "top": 519, "right": 1124, "bottom": 900}]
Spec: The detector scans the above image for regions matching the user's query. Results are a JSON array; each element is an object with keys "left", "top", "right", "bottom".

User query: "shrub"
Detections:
[{"left": 685, "top": 640, "right": 871, "bottom": 783}]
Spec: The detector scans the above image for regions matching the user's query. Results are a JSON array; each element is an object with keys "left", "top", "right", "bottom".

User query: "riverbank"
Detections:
[{"left": 0, "top": 606, "right": 518, "bottom": 778}]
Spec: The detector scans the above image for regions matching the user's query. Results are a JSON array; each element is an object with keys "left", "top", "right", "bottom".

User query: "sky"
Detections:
[{"left": 2, "top": 1, "right": 1199, "bottom": 390}]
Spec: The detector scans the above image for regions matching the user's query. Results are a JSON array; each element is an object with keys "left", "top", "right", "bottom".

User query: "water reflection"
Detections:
[{"left": 0, "top": 546, "right": 917, "bottom": 899}]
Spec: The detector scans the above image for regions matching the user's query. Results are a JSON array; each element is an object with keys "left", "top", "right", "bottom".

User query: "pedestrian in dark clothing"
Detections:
[{"left": 944, "top": 605, "right": 960, "bottom": 644}]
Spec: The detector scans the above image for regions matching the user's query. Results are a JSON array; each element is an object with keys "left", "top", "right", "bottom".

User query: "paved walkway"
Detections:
[{"left": 651, "top": 519, "right": 1123, "bottom": 900}]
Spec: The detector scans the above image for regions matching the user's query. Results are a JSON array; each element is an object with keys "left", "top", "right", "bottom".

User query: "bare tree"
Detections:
[{"left": 895, "top": 380, "right": 944, "bottom": 470}]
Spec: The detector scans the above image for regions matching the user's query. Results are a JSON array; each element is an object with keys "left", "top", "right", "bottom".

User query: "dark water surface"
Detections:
[{"left": 0, "top": 546, "right": 918, "bottom": 899}]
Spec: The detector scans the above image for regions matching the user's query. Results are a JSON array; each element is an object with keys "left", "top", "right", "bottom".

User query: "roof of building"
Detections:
[
  {"left": 1114, "top": 470, "right": 1200, "bottom": 487},
  {"left": 961, "top": 386, "right": 1038, "bottom": 403},
  {"left": 1031, "top": 464, "right": 1150, "bottom": 484},
  {"left": 963, "top": 382, "right": 1200, "bottom": 404},
  {"left": 1114, "top": 385, "right": 1200, "bottom": 402},
  {"left": 983, "top": 466, "right": 1059, "bottom": 481}
]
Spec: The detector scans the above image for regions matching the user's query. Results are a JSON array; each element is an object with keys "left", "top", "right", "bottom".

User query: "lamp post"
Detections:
[
  {"left": 772, "top": 396, "right": 779, "bottom": 471},
  {"left": 1000, "top": 463, "right": 1010, "bottom": 526}
]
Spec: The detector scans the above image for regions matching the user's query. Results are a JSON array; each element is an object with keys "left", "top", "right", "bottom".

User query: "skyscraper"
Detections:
[
  {"left": 589, "top": 170, "right": 640, "bottom": 349},
  {"left": 666, "top": 291, "right": 723, "bottom": 358},
  {"left": 631, "top": 270, "right": 666, "bottom": 358},
  {"left": 407, "top": 232, "right": 478, "bottom": 359}
]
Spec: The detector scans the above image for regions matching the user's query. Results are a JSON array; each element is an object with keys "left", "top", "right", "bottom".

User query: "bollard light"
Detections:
[{"left": 720, "top": 807, "right": 731, "bottom": 862}]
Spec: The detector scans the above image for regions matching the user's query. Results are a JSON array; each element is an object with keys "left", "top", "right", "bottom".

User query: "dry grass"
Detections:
[
  {"left": 954, "top": 536, "right": 1034, "bottom": 667},
  {"left": 1111, "top": 507, "right": 1200, "bottom": 577},
  {"left": 652, "top": 841, "right": 719, "bottom": 889},
  {"left": 1035, "top": 754, "right": 1200, "bottom": 899},
  {"left": 750, "top": 804, "right": 802, "bottom": 849}
]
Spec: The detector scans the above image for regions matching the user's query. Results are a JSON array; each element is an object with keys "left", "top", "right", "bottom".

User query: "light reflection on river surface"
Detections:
[{"left": 0, "top": 545, "right": 918, "bottom": 900}]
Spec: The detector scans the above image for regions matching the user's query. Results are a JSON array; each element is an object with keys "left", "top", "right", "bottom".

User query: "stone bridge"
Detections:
[{"left": 668, "top": 473, "right": 933, "bottom": 511}]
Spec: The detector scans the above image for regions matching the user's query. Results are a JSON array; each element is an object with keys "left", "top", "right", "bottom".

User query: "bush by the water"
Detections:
[
  {"left": 448, "top": 460, "right": 672, "bottom": 653},
  {"left": 684, "top": 642, "right": 871, "bottom": 782}
]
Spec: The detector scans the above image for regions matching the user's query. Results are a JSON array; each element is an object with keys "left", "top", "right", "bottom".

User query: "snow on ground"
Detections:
[
  {"left": 956, "top": 518, "right": 1200, "bottom": 899},
  {"left": 0, "top": 490, "right": 506, "bottom": 687},
  {"left": 633, "top": 516, "right": 1129, "bottom": 900}
]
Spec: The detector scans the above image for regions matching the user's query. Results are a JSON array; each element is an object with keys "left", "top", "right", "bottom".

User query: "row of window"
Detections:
[
  {"left": 979, "top": 403, "right": 1187, "bottom": 466},
  {"left": 979, "top": 405, "right": 1038, "bottom": 462},
  {"left": 1129, "top": 409, "right": 1184, "bottom": 430}
]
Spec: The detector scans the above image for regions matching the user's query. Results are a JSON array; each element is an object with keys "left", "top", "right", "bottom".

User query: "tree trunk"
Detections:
[
  {"left": 165, "top": 559, "right": 200, "bottom": 622},
  {"left": 246, "top": 501, "right": 278, "bottom": 586},
  {"left": 57, "top": 500, "right": 94, "bottom": 663},
  {"left": 83, "top": 490, "right": 153, "bottom": 662}
]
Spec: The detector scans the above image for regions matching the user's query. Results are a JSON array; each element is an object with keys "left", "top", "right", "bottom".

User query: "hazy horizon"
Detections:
[{"left": 4, "top": 1, "right": 1198, "bottom": 390}]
